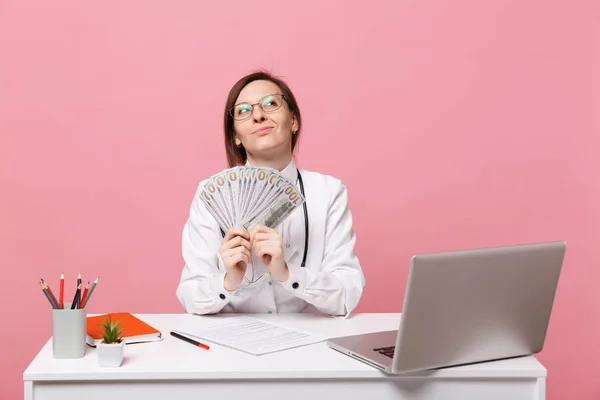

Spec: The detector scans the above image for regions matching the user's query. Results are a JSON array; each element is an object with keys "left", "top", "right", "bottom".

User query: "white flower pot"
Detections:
[{"left": 97, "top": 341, "right": 125, "bottom": 367}]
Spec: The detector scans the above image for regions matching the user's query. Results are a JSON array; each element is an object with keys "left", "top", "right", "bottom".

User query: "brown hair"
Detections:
[{"left": 223, "top": 70, "right": 302, "bottom": 168}]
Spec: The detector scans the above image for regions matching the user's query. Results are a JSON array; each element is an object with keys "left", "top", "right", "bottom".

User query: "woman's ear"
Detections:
[
  {"left": 292, "top": 116, "right": 299, "bottom": 132},
  {"left": 235, "top": 136, "right": 242, "bottom": 147}
]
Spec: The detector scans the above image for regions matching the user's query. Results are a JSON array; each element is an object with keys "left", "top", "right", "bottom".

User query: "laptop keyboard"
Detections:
[{"left": 373, "top": 346, "right": 395, "bottom": 358}]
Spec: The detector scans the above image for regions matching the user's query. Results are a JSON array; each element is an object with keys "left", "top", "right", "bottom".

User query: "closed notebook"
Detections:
[{"left": 86, "top": 312, "right": 162, "bottom": 346}]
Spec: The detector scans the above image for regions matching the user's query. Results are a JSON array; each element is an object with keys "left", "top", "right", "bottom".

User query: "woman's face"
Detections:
[{"left": 233, "top": 80, "right": 298, "bottom": 161}]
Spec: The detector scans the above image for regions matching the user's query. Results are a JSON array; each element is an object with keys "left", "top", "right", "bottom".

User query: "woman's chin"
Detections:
[{"left": 249, "top": 140, "right": 288, "bottom": 154}]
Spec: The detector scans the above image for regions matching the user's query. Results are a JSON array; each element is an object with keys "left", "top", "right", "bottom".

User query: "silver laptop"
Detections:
[{"left": 327, "top": 241, "right": 566, "bottom": 374}]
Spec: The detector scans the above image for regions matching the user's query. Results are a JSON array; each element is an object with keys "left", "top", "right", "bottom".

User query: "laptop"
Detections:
[{"left": 327, "top": 241, "right": 566, "bottom": 374}]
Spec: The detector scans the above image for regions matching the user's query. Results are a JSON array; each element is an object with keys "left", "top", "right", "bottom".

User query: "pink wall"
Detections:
[{"left": 1, "top": 0, "right": 598, "bottom": 398}]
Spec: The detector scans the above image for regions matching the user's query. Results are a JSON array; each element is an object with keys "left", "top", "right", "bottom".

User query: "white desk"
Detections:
[{"left": 23, "top": 313, "right": 546, "bottom": 400}]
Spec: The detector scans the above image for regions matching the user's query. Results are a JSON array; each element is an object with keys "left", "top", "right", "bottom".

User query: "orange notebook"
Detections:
[{"left": 86, "top": 312, "right": 162, "bottom": 346}]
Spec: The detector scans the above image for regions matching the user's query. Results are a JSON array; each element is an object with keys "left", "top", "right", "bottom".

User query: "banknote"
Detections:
[
  {"left": 224, "top": 167, "right": 240, "bottom": 226},
  {"left": 242, "top": 181, "right": 305, "bottom": 231},
  {"left": 198, "top": 165, "right": 305, "bottom": 233},
  {"left": 210, "top": 171, "right": 234, "bottom": 227},
  {"left": 199, "top": 184, "right": 230, "bottom": 233}
]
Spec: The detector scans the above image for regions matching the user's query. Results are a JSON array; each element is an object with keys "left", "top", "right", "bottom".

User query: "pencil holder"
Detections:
[{"left": 52, "top": 303, "right": 87, "bottom": 359}]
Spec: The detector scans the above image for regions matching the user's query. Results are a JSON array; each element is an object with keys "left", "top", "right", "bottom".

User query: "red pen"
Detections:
[{"left": 170, "top": 331, "right": 210, "bottom": 350}]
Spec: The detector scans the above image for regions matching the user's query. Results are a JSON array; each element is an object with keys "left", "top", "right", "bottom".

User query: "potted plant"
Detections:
[{"left": 96, "top": 315, "right": 125, "bottom": 367}]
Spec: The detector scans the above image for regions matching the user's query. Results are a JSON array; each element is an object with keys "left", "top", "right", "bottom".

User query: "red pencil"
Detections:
[
  {"left": 59, "top": 273, "right": 64, "bottom": 309},
  {"left": 79, "top": 282, "right": 90, "bottom": 309}
]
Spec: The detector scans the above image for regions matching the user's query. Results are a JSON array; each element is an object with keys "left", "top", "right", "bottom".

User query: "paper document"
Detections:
[{"left": 172, "top": 315, "right": 326, "bottom": 355}]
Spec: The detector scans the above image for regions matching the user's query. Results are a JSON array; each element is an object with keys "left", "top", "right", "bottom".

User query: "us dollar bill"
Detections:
[
  {"left": 199, "top": 185, "right": 231, "bottom": 233},
  {"left": 243, "top": 182, "right": 305, "bottom": 231}
]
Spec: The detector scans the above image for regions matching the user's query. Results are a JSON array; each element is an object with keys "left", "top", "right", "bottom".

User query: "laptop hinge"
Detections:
[{"left": 348, "top": 351, "right": 387, "bottom": 371}]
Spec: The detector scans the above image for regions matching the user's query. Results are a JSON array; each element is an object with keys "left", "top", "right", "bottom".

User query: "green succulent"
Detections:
[{"left": 98, "top": 315, "right": 124, "bottom": 344}]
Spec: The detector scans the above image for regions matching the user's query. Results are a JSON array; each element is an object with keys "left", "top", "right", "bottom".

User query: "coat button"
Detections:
[
  {"left": 219, "top": 293, "right": 226, "bottom": 300},
  {"left": 286, "top": 243, "right": 290, "bottom": 248},
  {"left": 292, "top": 282, "right": 299, "bottom": 289},
  {"left": 268, "top": 281, "right": 272, "bottom": 285}
]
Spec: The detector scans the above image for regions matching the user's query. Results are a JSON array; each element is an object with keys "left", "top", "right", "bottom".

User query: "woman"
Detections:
[{"left": 176, "top": 70, "right": 365, "bottom": 317}]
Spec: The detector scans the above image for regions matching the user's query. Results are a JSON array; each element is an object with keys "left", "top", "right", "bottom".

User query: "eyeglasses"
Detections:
[{"left": 229, "top": 94, "right": 286, "bottom": 121}]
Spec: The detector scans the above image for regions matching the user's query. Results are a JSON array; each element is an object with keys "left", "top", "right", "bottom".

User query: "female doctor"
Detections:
[{"left": 176, "top": 70, "right": 365, "bottom": 317}]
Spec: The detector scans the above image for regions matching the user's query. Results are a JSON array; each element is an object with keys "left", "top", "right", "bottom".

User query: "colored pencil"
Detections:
[
  {"left": 41, "top": 279, "right": 59, "bottom": 309},
  {"left": 70, "top": 283, "right": 81, "bottom": 310},
  {"left": 79, "top": 282, "right": 90, "bottom": 309},
  {"left": 83, "top": 277, "right": 98, "bottom": 307},
  {"left": 59, "top": 273, "right": 64, "bottom": 309},
  {"left": 77, "top": 273, "right": 82, "bottom": 305},
  {"left": 40, "top": 282, "right": 58, "bottom": 309}
]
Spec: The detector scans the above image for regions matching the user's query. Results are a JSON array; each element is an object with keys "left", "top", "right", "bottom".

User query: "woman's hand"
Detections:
[
  {"left": 249, "top": 224, "right": 289, "bottom": 282},
  {"left": 219, "top": 227, "right": 252, "bottom": 291}
]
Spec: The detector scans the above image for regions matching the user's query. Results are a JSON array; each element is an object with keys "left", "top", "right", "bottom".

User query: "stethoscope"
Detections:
[{"left": 220, "top": 169, "right": 309, "bottom": 285}]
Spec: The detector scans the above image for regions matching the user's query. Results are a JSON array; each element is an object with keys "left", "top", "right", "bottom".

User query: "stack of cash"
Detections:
[{"left": 199, "top": 166, "right": 305, "bottom": 233}]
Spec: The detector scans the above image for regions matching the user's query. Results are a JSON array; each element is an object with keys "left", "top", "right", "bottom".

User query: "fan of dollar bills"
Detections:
[{"left": 198, "top": 166, "right": 306, "bottom": 233}]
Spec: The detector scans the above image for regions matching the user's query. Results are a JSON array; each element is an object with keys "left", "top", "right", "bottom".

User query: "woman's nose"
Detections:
[{"left": 251, "top": 105, "right": 266, "bottom": 121}]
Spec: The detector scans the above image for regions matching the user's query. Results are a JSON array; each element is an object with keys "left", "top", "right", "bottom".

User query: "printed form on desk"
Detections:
[{"left": 172, "top": 315, "right": 327, "bottom": 355}]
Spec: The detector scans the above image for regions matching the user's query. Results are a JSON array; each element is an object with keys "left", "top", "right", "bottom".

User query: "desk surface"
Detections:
[{"left": 23, "top": 313, "right": 546, "bottom": 382}]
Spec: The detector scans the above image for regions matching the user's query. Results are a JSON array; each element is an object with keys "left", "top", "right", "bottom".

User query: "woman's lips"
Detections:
[{"left": 252, "top": 126, "right": 274, "bottom": 136}]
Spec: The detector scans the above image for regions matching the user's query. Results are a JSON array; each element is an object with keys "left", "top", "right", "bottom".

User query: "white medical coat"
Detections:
[{"left": 176, "top": 159, "right": 365, "bottom": 317}]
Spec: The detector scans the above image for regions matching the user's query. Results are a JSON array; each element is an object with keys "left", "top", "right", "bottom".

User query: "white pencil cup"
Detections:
[{"left": 52, "top": 303, "right": 87, "bottom": 359}]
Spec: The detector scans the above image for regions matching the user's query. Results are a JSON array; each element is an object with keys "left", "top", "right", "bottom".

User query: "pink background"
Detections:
[{"left": 1, "top": 0, "right": 598, "bottom": 398}]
